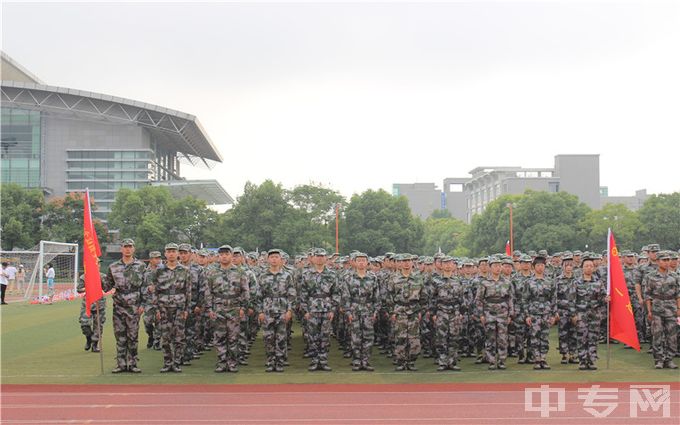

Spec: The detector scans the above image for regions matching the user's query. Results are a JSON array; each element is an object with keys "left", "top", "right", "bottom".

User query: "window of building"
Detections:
[{"left": 0, "top": 107, "right": 41, "bottom": 188}]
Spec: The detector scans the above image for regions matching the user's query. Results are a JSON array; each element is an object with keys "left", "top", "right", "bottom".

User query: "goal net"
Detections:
[{"left": 0, "top": 241, "right": 79, "bottom": 303}]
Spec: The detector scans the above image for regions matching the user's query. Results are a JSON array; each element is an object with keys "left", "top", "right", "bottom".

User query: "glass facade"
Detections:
[
  {"left": 1, "top": 107, "right": 41, "bottom": 187},
  {"left": 66, "top": 149, "right": 152, "bottom": 217}
]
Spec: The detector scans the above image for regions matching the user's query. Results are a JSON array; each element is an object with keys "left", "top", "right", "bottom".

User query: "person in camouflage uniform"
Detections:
[
  {"left": 622, "top": 250, "right": 646, "bottom": 346},
  {"left": 432, "top": 256, "right": 466, "bottom": 371},
  {"left": 500, "top": 257, "right": 516, "bottom": 356},
  {"left": 76, "top": 261, "right": 107, "bottom": 352},
  {"left": 471, "top": 258, "right": 489, "bottom": 364},
  {"left": 476, "top": 257, "right": 514, "bottom": 370},
  {"left": 388, "top": 254, "right": 427, "bottom": 371},
  {"left": 524, "top": 255, "right": 557, "bottom": 370},
  {"left": 257, "top": 249, "right": 296, "bottom": 372},
  {"left": 458, "top": 259, "right": 476, "bottom": 357},
  {"left": 204, "top": 245, "right": 250, "bottom": 373},
  {"left": 232, "top": 247, "right": 255, "bottom": 366},
  {"left": 643, "top": 251, "right": 680, "bottom": 369},
  {"left": 103, "top": 238, "right": 147, "bottom": 373},
  {"left": 513, "top": 255, "right": 533, "bottom": 364},
  {"left": 341, "top": 252, "right": 380, "bottom": 371},
  {"left": 573, "top": 256, "right": 608, "bottom": 370},
  {"left": 178, "top": 244, "right": 205, "bottom": 365},
  {"left": 555, "top": 253, "right": 578, "bottom": 364},
  {"left": 142, "top": 251, "right": 162, "bottom": 350},
  {"left": 151, "top": 243, "right": 192, "bottom": 373},
  {"left": 637, "top": 244, "right": 660, "bottom": 343},
  {"left": 419, "top": 257, "right": 436, "bottom": 359},
  {"left": 300, "top": 248, "right": 339, "bottom": 371}
]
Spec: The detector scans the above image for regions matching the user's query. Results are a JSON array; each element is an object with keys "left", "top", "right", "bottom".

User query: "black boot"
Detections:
[{"left": 84, "top": 335, "right": 92, "bottom": 351}]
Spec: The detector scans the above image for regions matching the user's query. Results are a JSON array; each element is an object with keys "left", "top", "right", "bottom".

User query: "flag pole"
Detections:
[
  {"left": 96, "top": 302, "right": 104, "bottom": 375},
  {"left": 606, "top": 228, "right": 611, "bottom": 369}
]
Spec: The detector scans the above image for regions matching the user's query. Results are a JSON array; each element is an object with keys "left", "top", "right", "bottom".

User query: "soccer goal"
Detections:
[{"left": 0, "top": 241, "right": 79, "bottom": 302}]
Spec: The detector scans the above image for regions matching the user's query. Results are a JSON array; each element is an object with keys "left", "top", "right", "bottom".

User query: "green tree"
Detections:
[
  {"left": 636, "top": 193, "right": 680, "bottom": 250},
  {"left": 0, "top": 183, "right": 45, "bottom": 250},
  {"left": 169, "top": 196, "right": 220, "bottom": 247},
  {"left": 285, "top": 184, "right": 344, "bottom": 225},
  {"left": 578, "top": 203, "right": 642, "bottom": 252},
  {"left": 42, "top": 193, "right": 108, "bottom": 248},
  {"left": 343, "top": 190, "right": 423, "bottom": 256},
  {"left": 465, "top": 194, "right": 521, "bottom": 256},
  {"left": 422, "top": 216, "right": 469, "bottom": 256}
]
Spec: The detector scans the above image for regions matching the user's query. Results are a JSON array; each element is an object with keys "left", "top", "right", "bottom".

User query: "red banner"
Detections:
[
  {"left": 608, "top": 229, "right": 640, "bottom": 351},
  {"left": 505, "top": 240, "right": 511, "bottom": 256},
  {"left": 83, "top": 189, "right": 103, "bottom": 317}
]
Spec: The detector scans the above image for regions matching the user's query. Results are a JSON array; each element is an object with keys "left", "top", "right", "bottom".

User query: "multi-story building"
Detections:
[
  {"left": 395, "top": 154, "right": 646, "bottom": 222},
  {"left": 1, "top": 52, "right": 232, "bottom": 221}
]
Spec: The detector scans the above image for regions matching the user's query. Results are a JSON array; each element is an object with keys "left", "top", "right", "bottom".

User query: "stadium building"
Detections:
[{"left": 1, "top": 51, "right": 232, "bottom": 222}]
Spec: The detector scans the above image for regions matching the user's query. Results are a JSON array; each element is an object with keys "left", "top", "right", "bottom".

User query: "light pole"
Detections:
[
  {"left": 335, "top": 203, "right": 340, "bottom": 254},
  {"left": 506, "top": 203, "right": 514, "bottom": 254}
]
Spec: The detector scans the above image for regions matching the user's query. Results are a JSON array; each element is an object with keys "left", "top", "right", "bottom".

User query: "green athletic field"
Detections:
[{"left": 1, "top": 299, "right": 677, "bottom": 385}]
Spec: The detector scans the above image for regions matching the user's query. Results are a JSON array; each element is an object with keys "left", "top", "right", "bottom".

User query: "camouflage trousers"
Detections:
[
  {"left": 238, "top": 315, "right": 249, "bottom": 358},
  {"left": 528, "top": 315, "right": 552, "bottom": 363},
  {"left": 576, "top": 313, "right": 600, "bottom": 365},
  {"left": 306, "top": 312, "right": 333, "bottom": 365},
  {"left": 468, "top": 317, "right": 485, "bottom": 355},
  {"left": 143, "top": 305, "right": 160, "bottom": 347},
  {"left": 184, "top": 310, "right": 200, "bottom": 361},
  {"left": 112, "top": 302, "right": 141, "bottom": 368},
  {"left": 514, "top": 315, "right": 529, "bottom": 356},
  {"left": 484, "top": 316, "right": 509, "bottom": 364},
  {"left": 375, "top": 308, "right": 389, "bottom": 346},
  {"left": 262, "top": 312, "right": 288, "bottom": 367},
  {"left": 213, "top": 309, "right": 241, "bottom": 369},
  {"left": 79, "top": 298, "right": 106, "bottom": 345},
  {"left": 349, "top": 313, "right": 375, "bottom": 365},
  {"left": 651, "top": 314, "right": 677, "bottom": 363},
  {"left": 557, "top": 311, "right": 577, "bottom": 356},
  {"left": 435, "top": 311, "right": 463, "bottom": 366},
  {"left": 630, "top": 298, "right": 646, "bottom": 343},
  {"left": 158, "top": 306, "right": 186, "bottom": 367},
  {"left": 393, "top": 312, "right": 421, "bottom": 364},
  {"left": 420, "top": 315, "right": 435, "bottom": 355}
]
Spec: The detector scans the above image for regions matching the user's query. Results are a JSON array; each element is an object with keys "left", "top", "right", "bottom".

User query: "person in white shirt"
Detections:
[
  {"left": 46, "top": 263, "right": 56, "bottom": 297},
  {"left": 1, "top": 262, "right": 9, "bottom": 304},
  {"left": 5, "top": 264, "right": 17, "bottom": 295}
]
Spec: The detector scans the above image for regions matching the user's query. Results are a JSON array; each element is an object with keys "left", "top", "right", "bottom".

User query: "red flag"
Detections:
[
  {"left": 83, "top": 189, "right": 103, "bottom": 317},
  {"left": 505, "top": 240, "right": 511, "bottom": 256},
  {"left": 608, "top": 228, "right": 640, "bottom": 351}
]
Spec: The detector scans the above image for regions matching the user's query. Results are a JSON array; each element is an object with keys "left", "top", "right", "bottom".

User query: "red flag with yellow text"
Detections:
[
  {"left": 608, "top": 228, "right": 640, "bottom": 351},
  {"left": 83, "top": 189, "right": 103, "bottom": 317}
]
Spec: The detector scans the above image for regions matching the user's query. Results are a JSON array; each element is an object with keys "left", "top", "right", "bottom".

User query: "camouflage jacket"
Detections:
[
  {"left": 180, "top": 262, "right": 205, "bottom": 309},
  {"left": 554, "top": 273, "right": 577, "bottom": 314},
  {"left": 643, "top": 270, "right": 680, "bottom": 317},
  {"left": 341, "top": 270, "right": 380, "bottom": 316},
  {"left": 77, "top": 272, "right": 107, "bottom": 309},
  {"left": 636, "top": 263, "right": 659, "bottom": 288},
  {"left": 152, "top": 263, "right": 192, "bottom": 311},
  {"left": 512, "top": 272, "right": 533, "bottom": 317},
  {"left": 524, "top": 276, "right": 556, "bottom": 317},
  {"left": 431, "top": 274, "right": 467, "bottom": 315},
  {"left": 204, "top": 264, "right": 250, "bottom": 314},
  {"left": 256, "top": 268, "right": 296, "bottom": 314},
  {"left": 386, "top": 271, "right": 427, "bottom": 315},
  {"left": 299, "top": 266, "right": 339, "bottom": 314},
  {"left": 104, "top": 258, "right": 147, "bottom": 307},
  {"left": 574, "top": 276, "right": 606, "bottom": 316},
  {"left": 142, "top": 265, "right": 158, "bottom": 308},
  {"left": 475, "top": 276, "right": 514, "bottom": 318}
]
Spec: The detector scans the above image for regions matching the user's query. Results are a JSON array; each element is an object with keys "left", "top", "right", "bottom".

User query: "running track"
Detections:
[{"left": 2, "top": 383, "right": 678, "bottom": 424}]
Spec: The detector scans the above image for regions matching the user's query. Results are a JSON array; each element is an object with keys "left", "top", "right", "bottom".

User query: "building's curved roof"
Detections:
[{"left": 0, "top": 80, "right": 223, "bottom": 164}]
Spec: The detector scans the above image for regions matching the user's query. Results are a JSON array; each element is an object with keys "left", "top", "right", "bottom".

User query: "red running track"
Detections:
[{"left": 2, "top": 383, "right": 679, "bottom": 424}]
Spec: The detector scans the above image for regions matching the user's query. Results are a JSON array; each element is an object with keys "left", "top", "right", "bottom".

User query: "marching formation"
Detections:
[{"left": 78, "top": 241, "right": 680, "bottom": 373}]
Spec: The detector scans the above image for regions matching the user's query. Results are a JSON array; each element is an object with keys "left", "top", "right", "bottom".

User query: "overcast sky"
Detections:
[{"left": 2, "top": 1, "right": 679, "bottom": 202}]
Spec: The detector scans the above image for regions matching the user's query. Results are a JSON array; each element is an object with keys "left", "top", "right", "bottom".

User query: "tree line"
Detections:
[{"left": 1, "top": 182, "right": 678, "bottom": 256}]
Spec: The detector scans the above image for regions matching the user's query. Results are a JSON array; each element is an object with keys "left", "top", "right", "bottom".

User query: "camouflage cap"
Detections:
[
  {"left": 267, "top": 248, "right": 282, "bottom": 256},
  {"left": 178, "top": 243, "right": 192, "bottom": 252},
  {"left": 422, "top": 256, "right": 434, "bottom": 265},
  {"left": 538, "top": 249, "right": 548, "bottom": 257},
  {"left": 384, "top": 252, "right": 395, "bottom": 259},
  {"left": 462, "top": 258, "right": 475, "bottom": 266},
  {"left": 527, "top": 250, "right": 537, "bottom": 257},
  {"left": 312, "top": 247, "right": 327, "bottom": 256},
  {"left": 197, "top": 249, "right": 209, "bottom": 257},
  {"left": 519, "top": 254, "right": 532, "bottom": 263},
  {"left": 488, "top": 256, "right": 502, "bottom": 265},
  {"left": 149, "top": 251, "right": 162, "bottom": 258},
  {"left": 638, "top": 254, "right": 648, "bottom": 260},
  {"left": 433, "top": 252, "right": 445, "bottom": 259},
  {"left": 440, "top": 256, "right": 455, "bottom": 263},
  {"left": 657, "top": 250, "right": 671, "bottom": 260},
  {"left": 247, "top": 252, "right": 258, "bottom": 259},
  {"left": 218, "top": 244, "right": 233, "bottom": 252},
  {"left": 354, "top": 252, "right": 369, "bottom": 260},
  {"left": 573, "top": 250, "right": 583, "bottom": 256},
  {"left": 512, "top": 250, "right": 522, "bottom": 257},
  {"left": 121, "top": 238, "right": 135, "bottom": 246},
  {"left": 647, "top": 244, "right": 660, "bottom": 252},
  {"left": 232, "top": 247, "right": 245, "bottom": 255},
  {"left": 477, "top": 257, "right": 489, "bottom": 264},
  {"left": 561, "top": 252, "right": 573, "bottom": 261},
  {"left": 621, "top": 250, "right": 634, "bottom": 257},
  {"left": 164, "top": 243, "right": 179, "bottom": 250},
  {"left": 501, "top": 257, "right": 514, "bottom": 265},
  {"left": 669, "top": 251, "right": 678, "bottom": 260},
  {"left": 394, "top": 253, "right": 407, "bottom": 261}
]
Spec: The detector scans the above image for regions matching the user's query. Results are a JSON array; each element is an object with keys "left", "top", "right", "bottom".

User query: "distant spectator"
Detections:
[
  {"left": 5, "top": 263, "right": 17, "bottom": 295},
  {"left": 1, "top": 262, "right": 8, "bottom": 304},
  {"left": 46, "top": 263, "right": 55, "bottom": 297},
  {"left": 16, "top": 265, "right": 26, "bottom": 295}
]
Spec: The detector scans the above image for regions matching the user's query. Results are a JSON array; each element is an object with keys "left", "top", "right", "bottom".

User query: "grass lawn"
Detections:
[{"left": 1, "top": 297, "right": 678, "bottom": 385}]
